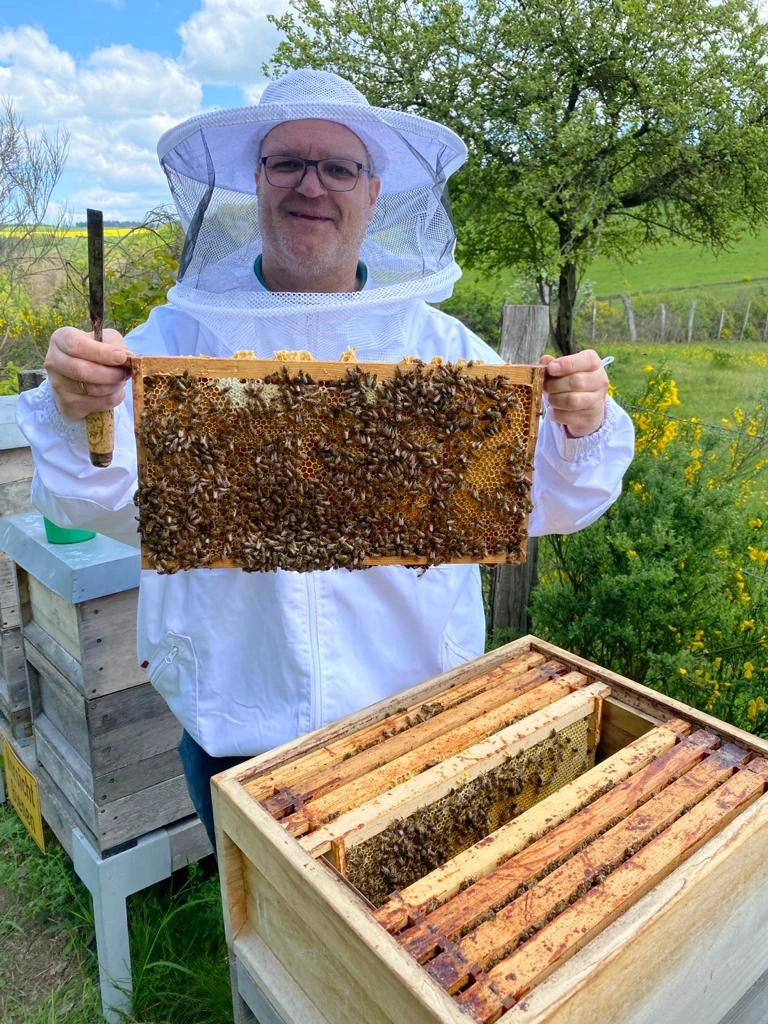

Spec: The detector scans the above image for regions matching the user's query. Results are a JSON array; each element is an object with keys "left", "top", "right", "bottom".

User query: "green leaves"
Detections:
[
  {"left": 532, "top": 372, "right": 768, "bottom": 735},
  {"left": 269, "top": 0, "right": 768, "bottom": 352}
]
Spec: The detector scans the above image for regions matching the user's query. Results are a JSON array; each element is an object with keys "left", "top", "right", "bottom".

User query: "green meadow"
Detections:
[{"left": 587, "top": 225, "right": 768, "bottom": 296}]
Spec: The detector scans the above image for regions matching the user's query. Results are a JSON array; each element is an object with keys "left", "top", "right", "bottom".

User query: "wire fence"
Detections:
[{"left": 575, "top": 284, "right": 768, "bottom": 347}]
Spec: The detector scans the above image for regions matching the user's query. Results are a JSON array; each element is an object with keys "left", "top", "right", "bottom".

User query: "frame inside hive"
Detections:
[
  {"left": 241, "top": 651, "right": 608, "bottom": 905},
  {"left": 219, "top": 641, "right": 768, "bottom": 1024},
  {"left": 131, "top": 357, "right": 544, "bottom": 573}
]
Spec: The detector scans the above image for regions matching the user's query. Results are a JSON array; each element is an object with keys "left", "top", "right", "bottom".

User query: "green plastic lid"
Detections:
[{"left": 43, "top": 517, "right": 96, "bottom": 545}]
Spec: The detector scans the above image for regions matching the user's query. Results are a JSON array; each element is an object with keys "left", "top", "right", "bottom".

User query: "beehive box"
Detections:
[
  {"left": 0, "top": 395, "right": 36, "bottom": 738},
  {"left": 131, "top": 357, "right": 543, "bottom": 573},
  {"left": 213, "top": 636, "right": 768, "bottom": 1024},
  {"left": 0, "top": 514, "right": 194, "bottom": 852}
]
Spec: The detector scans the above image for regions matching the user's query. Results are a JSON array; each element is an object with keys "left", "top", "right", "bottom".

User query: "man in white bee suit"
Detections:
[{"left": 17, "top": 69, "right": 634, "bottom": 848}]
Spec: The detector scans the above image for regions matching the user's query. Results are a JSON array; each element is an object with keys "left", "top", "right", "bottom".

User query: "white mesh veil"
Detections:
[{"left": 156, "top": 69, "right": 468, "bottom": 358}]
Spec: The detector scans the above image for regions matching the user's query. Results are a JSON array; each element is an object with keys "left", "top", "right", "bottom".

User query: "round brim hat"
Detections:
[{"left": 157, "top": 68, "right": 468, "bottom": 197}]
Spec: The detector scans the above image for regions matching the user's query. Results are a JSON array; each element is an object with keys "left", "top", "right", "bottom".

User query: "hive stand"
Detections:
[{"left": 0, "top": 513, "right": 212, "bottom": 1023}]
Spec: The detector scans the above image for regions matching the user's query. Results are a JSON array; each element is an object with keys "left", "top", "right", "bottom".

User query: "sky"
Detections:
[{"left": 0, "top": 0, "right": 293, "bottom": 221}]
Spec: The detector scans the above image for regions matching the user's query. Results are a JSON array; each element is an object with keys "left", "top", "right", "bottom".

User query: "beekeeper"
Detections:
[{"left": 18, "top": 69, "right": 634, "bottom": 847}]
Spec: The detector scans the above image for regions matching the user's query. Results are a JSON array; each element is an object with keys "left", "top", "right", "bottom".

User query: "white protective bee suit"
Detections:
[{"left": 17, "top": 69, "right": 634, "bottom": 757}]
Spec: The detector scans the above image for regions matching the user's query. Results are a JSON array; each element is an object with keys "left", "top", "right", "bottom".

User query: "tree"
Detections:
[
  {"left": 269, "top": 0, "right": 768, "bottom": 354},
  {"left": 54, "top": 205, "right": 184, "bottom": 335},
  {"left": 0, "top": 99, "right": 69, "bottom": 282}
]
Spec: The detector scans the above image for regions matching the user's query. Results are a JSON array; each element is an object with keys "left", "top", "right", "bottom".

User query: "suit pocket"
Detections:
[{"left": 147, "top": 632, "right": 197, "bottom": 703}]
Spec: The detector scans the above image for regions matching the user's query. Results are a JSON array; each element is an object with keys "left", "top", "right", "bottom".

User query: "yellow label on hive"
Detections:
[{"left": 2, "top": 737, "right": 45, "bottom": 853}]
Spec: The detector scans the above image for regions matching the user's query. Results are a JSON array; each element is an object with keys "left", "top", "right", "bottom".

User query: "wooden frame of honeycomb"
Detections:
[
  {"left": 212, "top": 636, "right": 768, "bottom": 1024},
  {"left": 131, "top": 357, "right": 544, "bottom": 573}
]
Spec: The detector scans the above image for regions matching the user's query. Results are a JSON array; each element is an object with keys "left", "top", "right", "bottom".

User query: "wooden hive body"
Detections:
[
  {"left": 132, "top": 357, "right": 544, "bottom": 573},
  {"left": 0, "top": 514, "right": 193, "bottom": 852},
  {"left": 213, "top": 637, "right": 768, "bottom": 1024},
  {"left": 0, "top": 395, "right": 35, "bottom": 738}
]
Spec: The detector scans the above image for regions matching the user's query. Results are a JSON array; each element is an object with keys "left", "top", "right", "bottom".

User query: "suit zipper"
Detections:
[{"left": 307, "top": 575, "right": 323, "bottom": 730}]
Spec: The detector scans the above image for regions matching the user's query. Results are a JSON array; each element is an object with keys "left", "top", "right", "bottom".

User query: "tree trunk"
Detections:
[
  {"left": 687, "top": 300, "right": 696, "bottom": 343},
  {"left": 553, "top": 260, "right": 578, "bottom": 356},
  {"left": 491, "top": 538, "right": 539, "bottom": 637},
  {"left": 490, "top": 303, "right": 549, "bottom": 642}
]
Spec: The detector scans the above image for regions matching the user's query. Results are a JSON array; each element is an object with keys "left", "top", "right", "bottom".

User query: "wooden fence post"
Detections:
[
  {"left": 740, "top": 302, "right": 751, "bottom": 341},
  {"left": 489, "top": 304, "right": 549, "bottom": 639},
  {"left": 622, "top": 295, "right": 636, "bottom": 342},
  {"left": 17, "top": 369, "right": 47, "bottom": 392}
]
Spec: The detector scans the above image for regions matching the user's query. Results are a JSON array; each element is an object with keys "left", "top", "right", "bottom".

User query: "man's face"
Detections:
[{"left": 256, "top": 119, "right": 381, "bottom": 290}]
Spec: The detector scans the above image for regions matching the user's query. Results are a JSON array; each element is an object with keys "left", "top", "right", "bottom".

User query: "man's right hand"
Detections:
[{"left": 45, "top": 327, "right": 132, "bottom": 421}]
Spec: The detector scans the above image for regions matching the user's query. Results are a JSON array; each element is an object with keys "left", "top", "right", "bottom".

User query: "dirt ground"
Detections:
[{"left": 0, "top": 879, "right": 81, "bottom": 1022}]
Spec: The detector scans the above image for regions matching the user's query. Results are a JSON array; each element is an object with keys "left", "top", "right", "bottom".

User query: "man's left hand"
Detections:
[{"left": 539, "top": 350, "right": 608, "bottom": 438}]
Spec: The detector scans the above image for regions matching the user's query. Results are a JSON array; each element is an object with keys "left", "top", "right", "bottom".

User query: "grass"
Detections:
[
  {"left": 600, "top": 343, "right": 768, "bottom": 423},
  {"left": 0, "top": 801, "right": 233, "bottom": 1024},
  {"left": 587, "top": 224, "right": 768, "bottom": 296},
  {"left": 458, "top": 224, "right": 768, "bottom": 301}
]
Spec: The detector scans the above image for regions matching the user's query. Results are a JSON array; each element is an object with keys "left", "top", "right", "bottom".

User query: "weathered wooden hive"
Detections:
[
  {"left": 132, "top": 356, "right": 543, "bottom": 573},
  {"left": 0, "top": 513, "right": 194, "bottom": 853},
  {"left": 213, "top": 637, "right": 768, "bottom": 1024},
  {"left": 0, "top": 395, "right": 35, "bottom": 739}
]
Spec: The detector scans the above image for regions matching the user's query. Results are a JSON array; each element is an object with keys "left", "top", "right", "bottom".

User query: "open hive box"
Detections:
[
  {"left": 213, "top": 637, "right": 768, "bottom": 1024},
  {"left": 131, "top": 357, "right": 543, "bottom": 572}
]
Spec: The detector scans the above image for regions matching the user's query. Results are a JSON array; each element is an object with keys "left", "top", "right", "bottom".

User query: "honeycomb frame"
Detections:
[{"left": 131, "top": 356, "right": 544, "bottom": 573}]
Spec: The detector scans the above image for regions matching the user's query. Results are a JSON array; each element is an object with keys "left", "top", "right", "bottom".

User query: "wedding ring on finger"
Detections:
[{"left": 79, "top": 380, "right": 89, "bottom": 396}]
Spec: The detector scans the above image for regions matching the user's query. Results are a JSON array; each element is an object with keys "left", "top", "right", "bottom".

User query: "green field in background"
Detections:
[
  {"left": 588, "top": 225, "right": 768, "bottom": 296},
  {"left": 458, "top": 223, "right": 768, "bottom": 300},
  {"left": 602, "top": 343, "right": 767, "bottom": 424}
]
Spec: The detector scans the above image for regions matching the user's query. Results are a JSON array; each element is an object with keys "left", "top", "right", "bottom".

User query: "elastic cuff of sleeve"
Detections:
[
  {"left": 38, "top": 378, "right": 89, "bottom": 448},
  {"left": 556, "top": 398, "right": 620, "bottom": 463}
]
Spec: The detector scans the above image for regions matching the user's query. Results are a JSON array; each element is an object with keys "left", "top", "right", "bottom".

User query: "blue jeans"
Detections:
[{"left": 178, "top": 730, "right": 247, "bottom": 853}]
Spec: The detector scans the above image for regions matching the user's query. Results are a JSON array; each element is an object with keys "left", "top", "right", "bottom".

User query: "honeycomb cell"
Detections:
[{"left": 133, "top": 360, "right": 542, "bottom": 573}]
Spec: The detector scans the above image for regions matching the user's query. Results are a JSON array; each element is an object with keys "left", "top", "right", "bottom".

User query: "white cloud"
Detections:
[
  {"left": 65, "top": 185, "right": 170, "bottom": 222},
  {"left": 178, "top": 0, "right": 289, "bottom": 88},
  {"left": 0, "top": 27, "right": 80, "bottom": 124},
  {"left": 241, "top": 80, "right": 270, "bottom": 106},
  {"left": 80, "top": 45, "right": 201, "bottom": 119},
  {"left": 0, "top": 26, "right": 203, "bottom": 220}
]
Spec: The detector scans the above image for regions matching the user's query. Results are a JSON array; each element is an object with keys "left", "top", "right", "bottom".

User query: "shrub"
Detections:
[
  {"left": 532, "top": 369, "right": 768, "bottom": 735},
  {"left": 437, "top": 278, "right": 507, "bottom": 346}
]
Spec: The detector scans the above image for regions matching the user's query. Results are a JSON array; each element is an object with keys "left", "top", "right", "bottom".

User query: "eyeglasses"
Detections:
[{"left": 260, "top": 155, "right": 371, "bottom": 192}]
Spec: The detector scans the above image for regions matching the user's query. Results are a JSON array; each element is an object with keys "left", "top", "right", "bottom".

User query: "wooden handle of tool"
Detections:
[
  {"left": 86, "top": 313, "right": 114, "bottom": 467},
  {"left": 86, "top": 408, "right": 114, "bottom": 467}
]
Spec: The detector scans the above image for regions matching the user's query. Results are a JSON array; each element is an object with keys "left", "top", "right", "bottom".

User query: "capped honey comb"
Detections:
[{"left": 131, "top": 356, "right": 544, "bottom": 573}]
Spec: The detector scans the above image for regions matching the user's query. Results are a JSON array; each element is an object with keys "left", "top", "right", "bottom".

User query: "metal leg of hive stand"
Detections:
[
  {"left": 229, "top": 955, "right": 260, "bottom": 1024},
  {"left": 72, "top": 826, "right": 173, "bottom": 1024}
]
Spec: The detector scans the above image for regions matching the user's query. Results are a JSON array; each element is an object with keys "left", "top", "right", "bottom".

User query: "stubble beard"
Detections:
[{"left": 261, "top": 205, "right": 369, "bottom": 291}]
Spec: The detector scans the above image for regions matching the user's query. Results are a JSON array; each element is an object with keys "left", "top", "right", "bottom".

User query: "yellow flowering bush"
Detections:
[{"left": 533, "top": 369, "right": 768, "bottom": 737}]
